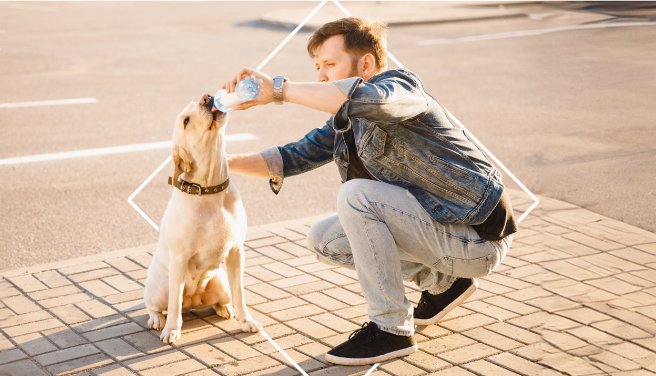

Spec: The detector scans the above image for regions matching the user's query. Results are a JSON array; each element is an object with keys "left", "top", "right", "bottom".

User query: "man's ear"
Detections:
[
  {"left": 172, "top": 145, "right": 192, "bottom": 173},
  {"left": 361, "top": 53, "right": 376, "bottom": 78}
]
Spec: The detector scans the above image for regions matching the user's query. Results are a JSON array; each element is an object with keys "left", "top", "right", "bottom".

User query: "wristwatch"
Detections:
[{"left": 273, "top": 76, "right": 288, "bottom": 105}]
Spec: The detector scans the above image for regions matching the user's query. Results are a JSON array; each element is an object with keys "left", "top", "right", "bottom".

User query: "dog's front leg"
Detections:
[
  {"left": 160, "top": 254, "right": 185, "bottom": 344},
  {"left": 225, "top": 245, "right": 262, "bottom": 332}
]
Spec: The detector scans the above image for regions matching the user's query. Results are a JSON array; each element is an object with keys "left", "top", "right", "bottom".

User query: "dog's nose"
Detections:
[{"left": 200, "top": 94, "right": 212, "bottom": 106}]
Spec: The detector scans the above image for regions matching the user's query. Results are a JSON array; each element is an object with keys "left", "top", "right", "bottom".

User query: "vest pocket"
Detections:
[
  {"left": 362, "top": 125, "right": 387, "bottom": 159},
  {"left": 433, "top": 254, "right": 492, "bottom": 278}
]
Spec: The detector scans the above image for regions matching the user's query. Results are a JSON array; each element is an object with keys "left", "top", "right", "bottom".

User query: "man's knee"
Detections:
[{"left": 337, "top": 179, "right": 374, "bottom": 214}]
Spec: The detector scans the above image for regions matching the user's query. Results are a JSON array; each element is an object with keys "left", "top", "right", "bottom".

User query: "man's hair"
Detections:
[{"left": 307, "top": 17, "right": 388, "bottom": 72}]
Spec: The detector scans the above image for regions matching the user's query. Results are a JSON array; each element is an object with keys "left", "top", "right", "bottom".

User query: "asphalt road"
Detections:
[{"left": 1, "top": 2, "right": 655, "bottom": 271}]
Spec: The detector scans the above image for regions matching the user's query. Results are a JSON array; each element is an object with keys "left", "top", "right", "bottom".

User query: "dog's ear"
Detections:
[{"left": 172, "top": 145, "right": 192, "bottom": 173}]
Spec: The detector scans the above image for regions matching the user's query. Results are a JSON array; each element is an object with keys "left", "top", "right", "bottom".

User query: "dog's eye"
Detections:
[{"left": 184, "top": 117, "right": 190, "bottom": 128}]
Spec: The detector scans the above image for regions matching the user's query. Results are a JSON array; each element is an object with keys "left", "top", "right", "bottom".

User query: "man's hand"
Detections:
[{"left": 221, "top": 68, "right": 275, "bottom": 111}]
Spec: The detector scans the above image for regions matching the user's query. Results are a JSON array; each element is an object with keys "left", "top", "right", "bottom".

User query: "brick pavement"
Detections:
[{"left": 1, "top": 188, "right": 656, "bottom": 376}]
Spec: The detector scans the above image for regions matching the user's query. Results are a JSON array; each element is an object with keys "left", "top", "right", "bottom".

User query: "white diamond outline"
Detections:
[{"left": 127, "top": 0, "right": 539, "bottom": 372}]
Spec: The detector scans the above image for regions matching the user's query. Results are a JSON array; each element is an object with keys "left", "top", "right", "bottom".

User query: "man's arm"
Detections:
[{"left": 226, "top": 153, "right": 269, "bottom": 179}]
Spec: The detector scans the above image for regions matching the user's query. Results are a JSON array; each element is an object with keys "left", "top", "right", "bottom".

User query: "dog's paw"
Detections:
[
  {"left": 214, "top": 303, "right": 235, "bottom": 319},
  {"left": 148, "top": 312, "right": 166, "bottom": 331},
  {"left": 238, "top": 317, "right": 262, "bottom": 333},
  {"left": 160, "top": 325, "right": 181, "bottom": 344}
]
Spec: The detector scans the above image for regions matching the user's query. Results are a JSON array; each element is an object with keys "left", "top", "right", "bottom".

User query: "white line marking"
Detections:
[
  {"left": 261, "top": 330, "right": 310, "bottom": 376},
  {"left": 444, "top": 109, "right": 538, "bottom": 223},
  {"left": 364, "top": 363, "right": 381, "bottom": 376},
  {"left": 128, "top": 156, "right": 171, "bottom": 232},
  {"left": 0, "top": 134, "right": 257, "bottom": 166},
  {"left": 257, "top": 1, "right": 328, "bottom": 71},
  {"left": 0, "top": 98, "right": 98, "bottom": 108},
  {"left": 418, "top": 21, "right": 656, "bottom": 45}
]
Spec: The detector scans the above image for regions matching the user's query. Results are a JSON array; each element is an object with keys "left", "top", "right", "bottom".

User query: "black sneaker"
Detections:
[
  {"left": 324, "top": 321, "right": 417, "bottom": 365},
  {"left": 414, "top": 278, "right": 478, "bottom": 326}
]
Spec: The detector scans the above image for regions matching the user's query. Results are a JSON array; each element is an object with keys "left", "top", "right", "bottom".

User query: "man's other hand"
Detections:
[{"left": 221, "top": 68, "right": 275, "bottom": 111}]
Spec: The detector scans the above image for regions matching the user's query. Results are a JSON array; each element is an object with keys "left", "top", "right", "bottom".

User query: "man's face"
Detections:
[{"left": 314, "top": 35, "right": 359, "bottom": 83}]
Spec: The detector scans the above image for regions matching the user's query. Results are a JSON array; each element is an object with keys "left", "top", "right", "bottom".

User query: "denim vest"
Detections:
[{"left": 264, "top": 69, "right": 504, "bottom": 226}]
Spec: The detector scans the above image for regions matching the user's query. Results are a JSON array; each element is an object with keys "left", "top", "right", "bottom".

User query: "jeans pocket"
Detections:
[{"left": 433, "top": 255, "right": 492, "bottom": 278}]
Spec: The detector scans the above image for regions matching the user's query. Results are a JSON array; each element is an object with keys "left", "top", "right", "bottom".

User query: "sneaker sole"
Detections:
[
  {"left": 324, "top": 343, "right": 418, "bottom": 366},
  {"left": 414, "top": 278, "right": 478, "bottom": 326}
]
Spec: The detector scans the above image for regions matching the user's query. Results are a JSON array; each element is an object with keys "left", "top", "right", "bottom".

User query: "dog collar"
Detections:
[{"left": 168, "top": 176, "right": 230, "bottom": 196}]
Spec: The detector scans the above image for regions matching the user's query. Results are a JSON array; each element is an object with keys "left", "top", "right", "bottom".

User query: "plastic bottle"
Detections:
[{"left": 213, "top": 75, "right": 263, "bottom": 112}]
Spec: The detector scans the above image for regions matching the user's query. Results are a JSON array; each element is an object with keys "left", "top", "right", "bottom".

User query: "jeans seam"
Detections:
[
  {"left": 369, "top": 200, "right": 475, "bottom": 244},
  {"left": 320, "top": 233, "right": 348, "bottom": 256}
]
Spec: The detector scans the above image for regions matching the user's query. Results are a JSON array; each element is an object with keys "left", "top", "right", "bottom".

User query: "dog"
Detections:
[{"left": 144, "top": 93, "right": 261, "bottom": 344}]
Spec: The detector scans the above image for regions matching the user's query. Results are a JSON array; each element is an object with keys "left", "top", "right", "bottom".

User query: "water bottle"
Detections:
[{"left": 213, "top": 75, "right": 262, "bottom": 112}]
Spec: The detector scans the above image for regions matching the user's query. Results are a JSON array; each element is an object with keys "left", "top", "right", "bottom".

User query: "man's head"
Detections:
[{"left": 307, "top": 17, "right": 388, "bottom": 83}]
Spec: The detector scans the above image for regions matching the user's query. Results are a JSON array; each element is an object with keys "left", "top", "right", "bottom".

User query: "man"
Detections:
[{"left": 221, "top": 17, "right": 517, "bottom": 365}]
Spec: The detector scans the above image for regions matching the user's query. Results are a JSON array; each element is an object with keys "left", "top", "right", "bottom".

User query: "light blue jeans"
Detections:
[{"left": 307, "top": 180, "right": 512, "bottom": 336}]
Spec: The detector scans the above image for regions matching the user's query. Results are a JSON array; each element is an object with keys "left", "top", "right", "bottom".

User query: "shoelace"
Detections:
[
  {"left": 349, "top": 322, "right": 379, "bottom": 345},
  {"left": 417, "top": 290, "right": 435, "bottom": 313}
]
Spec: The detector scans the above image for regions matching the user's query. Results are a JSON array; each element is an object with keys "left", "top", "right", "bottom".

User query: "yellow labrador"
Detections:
[{"left": 144, "top": 94, "right": 261, "bottom": 344}]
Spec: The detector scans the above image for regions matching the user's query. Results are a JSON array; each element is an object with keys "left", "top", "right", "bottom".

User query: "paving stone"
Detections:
[
  {"left": 483, "top": 274, "right": 534, "bottom": 290},
  {"left": 420, "top": 333, "right": 476, "bottom": 354},
  {"left": 562, "top": 232, "right": 623, "bottom": 252},
  {"left": 312, "top": 270, "right": 357, "bottom": 286},
  {"left": 69, "top": 269, "right": 120, "bottom": 284},
  {"left": 504, "top": 286, "right": 553, "bottom": 302},
  {"left": 439, "top": 313, "right": 498, "bottom": 332},
  {"left": 285, "top": 280, "right": 336, "bottom": 295},
  {"left": 214, "top": 354, "right": 280, "bottom": 376},
  {"left": 28, "top": 285, "right": 81, "bottom": 302},
  {"left": 269, "top": 348, "right": 326, "bottom": 372},
  {"left": 487, "top": 352, "right": 563, "bottom": 376},
  {"left": 592, "top": 319, "right": 651, "bottom": 340},
  {"left": 122, "top": 331, "right": 171, "bottom": 354},
  {"left": 127, "top": 253, "right": 153, "bottom": 269},
  {"left": 540, "top": 352, "right": 605, "bottom": 375},
  {"left": 295, "top": 341, "right": 331, "bottom": 363},
  {"left": 40, "top": 292, "right": 92, "bottom": 309},
  {"left": 0, "top": 310, "right": 52, "bottom": 328},
  {"left": 462, "top": 300, "right": 519, "bottom": 321},
  {"left": 484, "top": 295, "right": 540, "bottom": 315},
  {"left": 604, "top": 341, "right": 656, "bottom": 369},
  {"left": 271, "top": 275, "right": 320, "bottom": 289},
  {"left": 140, "top": 358, "right": 206, "bottom": 376},
  {"left": 236, "top": 324, "right": 293, "bottom": 345},
  {"left": 270, "top": 228, "right": 307, "bottom": 241},
  {"left": 72, "top": 315, "right": 130, "bottom": 334},
  {"left": 286, "top": 318, "right": 338, "bottom": 339},
  {"left": 8, "top": 275, "right": 48, "bottom": 293},
  {"left": 82, "top": 322, "right": 144, "bottom": 342},
  {"left": 379, "top": 358, "right": 425, "bottom": 376},
  {"left": 610, "top": 248, "right": 656, "bottom": 265},
  {"left": 13, "top": 332, "right": 58, "bottom": 355},
  {"left": 300, "top": 292, "right": 349, "bottom": 311},
  {"left": 268, "top": 304, "right": 325, "bottom": 322},
  {"left": 421, "top": 366, "right": 476, "bottom": 376},
  {"left": 462, "top": 359, "right": 523, "bottom": 376},
  {"left": 252, "top": 333, "right": 314, "bottom": 354},
  {"left": 78, "top": 281, "right": 120, "bottom": 298},
  {"left": 526, "top": 295, "right": 580, "bottom": 312},
  {"left": 103, "top": 289, "right": 143, "bottom": 305},
  {"left": 511, "top": 342, "right": 561, "bottom": 362},
  {"left": 90, "top": 363, "right": 135, "bottom": 376},
  {"left": 35, "top": 344, "right": 100, "bottom": 366},
  {"left": 101, "top": 275, "right": 141, "bottom": 294},
  {"left": 588, "top": 350, "right": 641, "bottom": 372},
  {"left": 321, "top": 332, "right": 351, "bottom": 348},
  {"left": 586, "top": 277, "right": 643, "bottom": 295},
  {"left": 38, "top": 329, "right": 83, "bottom": 352},
  {"left": 0, "top": 348, "right": 27, "bottom": 365},
  {"left": 75, "top": 300, "right": 118, "bottom": 319},
  {"left": 400, "top": 349, "right": 450, "bottom": 372},
  {"left": 284, "top": 255, "right": 320, "bottom": 267},
  {"left": 210, "top": 337, "right": 262, "bottom": 360},
  {"left": 2, "top": 295, "right": 41, "bottom": 314},
  {"left": 533, "top": 329, "right": 589, "bottom": 351},
  {"left": 320, "top": 288, "right": 366, "bottom": 306},
  {"left": 438, "top": 342, "right": 500, "bottom": 365},
  {"left": 184, "top": 344, "right": 235, "bottom": 369},
  {"left": 252, "top": 297, "right": 307, "bottom": 314},
  {"left": 245, "top": 266, "right": 285, "bottom": 282},
  {"left": 104, "top": 257, "right": 142, "bottom": 273},
  {"left": 275, "top": 242, "right": 313, "bottom": 257},
  {"left": 298, "top": 262, "right": 337, "bottom": 273},
  {"left": 0, "top": 359, "right": 49, "bottom": 375},
  {"left": 124, "top": 349, "right": 187, "bottom": 371},
  {"left": 308, "top": 313, "right": 361, "bottom": 334},
  {"left": 3, "top": 318, "right": 65, "bottom": 337},
  {"left": 246, "top": 283, "right": 291, "bottom": 300},
  {"left": 47, "top": 305, "right": 91, "bottom": 326},
  {"left": 261, "top": 262, "right": 305, "bottom": 278},
  {"left": 485, "top": 322, "right": 542, "bottom": 345},
  {"left": 416, "top": 324, "right": 451, "bottom": 339},
  {"left": 332, "top": 304, "right": 368, "bottom": 319},
  {"left": 174, "top": 326, "right": 228, "bottom": 346},
  {"left": 59, "top": 262, "right": 109, "bottom": 276},
  {"left": 461, "top": 327, "right": 523, "bottom": 351},
  {"left": 478, "top": 280, "right": 515, "bottom": 295},
  {"left": 566, "top": 325, "right": 623, "bottom": 346},
  {"left": 95, "top": 338, "right": 143, "bottom": 361}
]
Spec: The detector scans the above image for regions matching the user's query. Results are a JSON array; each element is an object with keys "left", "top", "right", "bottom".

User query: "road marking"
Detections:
[
  {"left": 0, "top": 134, "right": 257, "bottom": 166},
  {"left": 0, "top": 98, "right": 98, "bottom": 108},
  {"left": 417, "top": 21, "right": 656, "bottom": 45}
]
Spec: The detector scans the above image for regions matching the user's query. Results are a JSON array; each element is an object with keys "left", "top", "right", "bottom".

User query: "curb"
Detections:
[{"left": 0, "top": 212, "right": 334, "bottom": 279}]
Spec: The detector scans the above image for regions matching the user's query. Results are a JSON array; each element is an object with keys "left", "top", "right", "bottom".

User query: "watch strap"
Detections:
[{"left": 273, "top": 76, "right": 288, "bottom": 105}]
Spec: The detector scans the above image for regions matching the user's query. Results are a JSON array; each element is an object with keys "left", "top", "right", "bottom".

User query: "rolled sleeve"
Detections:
[
  {"left": 332, "top": 69, "right": 428, "bottom": 132},
  {"left": 260, "top": 146, "right": 285, "bottom": 195}
]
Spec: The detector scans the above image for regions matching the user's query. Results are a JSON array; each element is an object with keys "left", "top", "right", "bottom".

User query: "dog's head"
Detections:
[{"left": 172, "top": 94, "right": 228, "bottom": 177}]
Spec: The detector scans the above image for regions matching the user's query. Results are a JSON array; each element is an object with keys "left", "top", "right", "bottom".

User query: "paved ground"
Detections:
[
  {"left": 2, "top": 1, "right": 656, "bottom": 271},
  {"left": 1, "top": 188, "right": 655, "bottom": 376}
]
